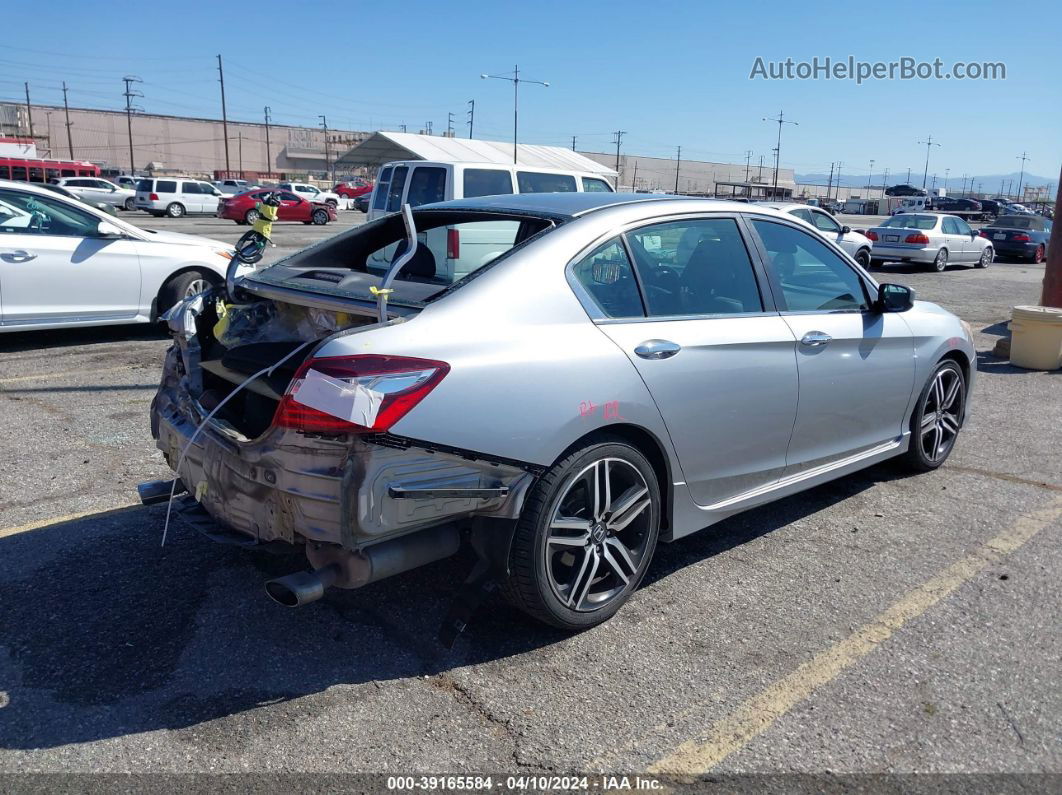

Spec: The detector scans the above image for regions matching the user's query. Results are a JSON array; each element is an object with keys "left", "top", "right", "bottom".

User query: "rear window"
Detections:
[
  {"left": 372, "top": 166, "right": 393, "bottom": 211},
  {"left": 517, "top": 171, "right": 577, "bottom": 193},
  {"left": 463, "top": 169, "right": 513, "bottom": 198},
  {"left": 156, "top": 180, "right": 177, "bottom": 194},
  {"left": 137, "top": 179, "right": 153, "bottom": 192},
  {"left": 880, "top": 214, "right": 937, "bottom": 230},
  {"left": 989, "top": 216, "right": 1040, "bottom": 230}
]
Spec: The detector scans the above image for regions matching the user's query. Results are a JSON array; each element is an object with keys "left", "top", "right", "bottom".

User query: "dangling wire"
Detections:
[{"left": 160, "top": 338, "right": 314, "bottom": 547}]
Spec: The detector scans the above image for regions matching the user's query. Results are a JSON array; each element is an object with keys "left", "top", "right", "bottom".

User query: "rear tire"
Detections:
[
  {"left": 1031, "top": 244, "right": 1045, "bottom": 264},
  {"left": 931, "top": 248, "right": 948, "bottom": 272},
  {"left": 311, "top": 209, "right": 329, "bottom": 225},
  {"left": 976, "top": 246, "right": 992, "bottom": 268},
  {"left": 158, "top": 270, "right": 213, "bottom": 314},
  {"left": 245, "top": 208, "right": 260, "bottom": 224},
  {"left": 502, "top": 438, "right": 660, "bottom": 630},
  {"left": 900, "top": 360, "right": 966, "bottom": 472},
  {"left": 166, "top": 202, "right": 185, "bottom": 218},
  {"left": 124, "top": 197, "right": 136, "bottom": 211}
]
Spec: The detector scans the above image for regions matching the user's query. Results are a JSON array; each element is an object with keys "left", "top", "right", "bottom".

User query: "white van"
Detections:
[
  {"left": 892, "top": 196, "right": 930, "bottom": 215},
  {"left": 135, "top": 177, "right": 224, "bottom": 218},
  {"left": 366, "top": 161, "right": 614, "bottom": 279}
]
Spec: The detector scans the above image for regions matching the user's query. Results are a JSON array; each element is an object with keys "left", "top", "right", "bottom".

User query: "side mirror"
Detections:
[
  {"left": 110, "top": 186, "right": 118, "bottom": 192},
  {"left": 970, "top": 231, "right": 978, "bottom": 239},
  {"left": 96, "top": 220, "right": 123, "bottom": 238},
  {"left": 875, "top": 283, "right": 914, "bottom": 313},
  {"left": 841, "top": 225, "right": 851, "bottom": 234}
]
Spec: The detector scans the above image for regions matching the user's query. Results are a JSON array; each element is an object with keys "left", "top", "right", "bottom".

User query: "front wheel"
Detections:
[
  {"left": 976, "top": 246, "right": 992, "bottom": 268},
  {"left": 245, "top": 208, "right": 260, "bottom": 224},
  {"left": 311, "top": 209, "right": 329, "bottom": 225},
  {"left": 503, "top": 439, "right": 660, "bottom": 630},
  {"left": 166, "top": 202, "right": 185, "bottom": 218},
  {"left": 158, "top": 270, "right": 212, "bottom": 314},
  {"left": 854, "top": 249, "right": 871, "bottom": 269},
  {"left": 901, "top": 360, "right": 966, "bottom": 472}
]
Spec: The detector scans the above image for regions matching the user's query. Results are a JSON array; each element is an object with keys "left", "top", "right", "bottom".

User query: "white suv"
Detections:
[
  {"left": 50, "top": 177, "right": 136, "bottom": 211},
  {"left": 135, "top": 178, "right": 223, "bottom": 218},
  {"left": 278, "top": 182, "right": 340, "bottom": 207}
]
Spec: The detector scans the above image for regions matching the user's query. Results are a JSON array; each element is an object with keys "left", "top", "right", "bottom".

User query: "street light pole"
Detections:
[
  {"left": 481, "top": 65, "right": 549, "bottom": 164},
  {"left": 918, "top": 135, "right": 940, "bottom": 190},
  {"left": 762, "top": 110, "right": 797, "bottom": 199}
]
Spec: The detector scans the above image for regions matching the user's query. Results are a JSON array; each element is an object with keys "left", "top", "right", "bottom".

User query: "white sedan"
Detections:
[
  {"left": 765, "top": 203, "right": 874, "bottom": 269},
  {"left": 278, "top": 182, "right": 340, "bottom": 207},
  {"left": 866, "top": 213, "right": 993, "bottom": 272},
  {"left": 0, "top": 180, "right": 252, "bottom": 332}
]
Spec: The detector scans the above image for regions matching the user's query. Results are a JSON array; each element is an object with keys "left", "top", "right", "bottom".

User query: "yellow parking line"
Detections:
[
  {"left": 0, "top": 503, "right": 137, "bottom": 539},
  {"left": 647, "top": 496, "right": 1062, "bottom": 776},
  {"left": 0, "top": 365, "right": 135, "bottom": 386}
]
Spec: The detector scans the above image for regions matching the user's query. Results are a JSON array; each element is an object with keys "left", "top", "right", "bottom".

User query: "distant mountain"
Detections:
[{"left": 796, "top": 170, "right": 1055, "bottom": 190}]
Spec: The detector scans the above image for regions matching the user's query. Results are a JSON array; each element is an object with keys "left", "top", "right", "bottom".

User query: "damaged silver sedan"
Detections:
[{"left": 145, "top": 193, "right": 975, "bottom": 631}]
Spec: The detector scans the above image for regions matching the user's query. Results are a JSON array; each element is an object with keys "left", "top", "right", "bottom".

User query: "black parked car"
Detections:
[
  {"left": 978, "top": 199, "right": 1004, "bottom": 218},
  {"left": 979, "top": 215, "right": 1053, "bottom": 262},
  {"left": 929, "top": 197, "right": 984, "bottom": 217},
  {"left": 885, "top": 183, "right": 927, "bottom": 197}
]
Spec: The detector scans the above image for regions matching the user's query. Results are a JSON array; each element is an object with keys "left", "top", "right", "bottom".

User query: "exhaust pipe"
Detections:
[
  {"left": 265, "top": 525, "right": 460, "bottom": 607},
  {"left": 265, "top": 564, "right": 340, "bottom": 607}
]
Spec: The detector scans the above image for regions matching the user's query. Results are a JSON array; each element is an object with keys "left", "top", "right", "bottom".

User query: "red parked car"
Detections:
[
  {"left": 333, "top": 178, "right": 373, "bottom": 199},
  {"left": 217, "top": 189, "right": 337, "bottom": 225}
]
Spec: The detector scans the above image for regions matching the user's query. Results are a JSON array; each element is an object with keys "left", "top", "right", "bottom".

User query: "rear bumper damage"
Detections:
[{"left": 147, "top": 294, "right": 535, "bottom": 599}]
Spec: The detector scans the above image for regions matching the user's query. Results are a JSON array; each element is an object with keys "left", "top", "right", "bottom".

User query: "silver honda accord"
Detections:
[{"left": 146, "top": 193, "right": 975, "bottom": 630}]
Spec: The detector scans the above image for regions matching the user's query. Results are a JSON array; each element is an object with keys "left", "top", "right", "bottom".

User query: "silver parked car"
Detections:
[
  {"left": 145, "top": 193, "right": 975, "bottom": 630},
  {"left": 765, "top": 203, "right": 874, "bottom": 269},
  {"left": 867, "top": 212, "right": 993, "bottom": 271}
]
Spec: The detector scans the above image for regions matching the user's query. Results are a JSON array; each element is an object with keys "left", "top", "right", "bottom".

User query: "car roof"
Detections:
[{"left": 419, "top": 192, "right": 761, "bottom": 219}]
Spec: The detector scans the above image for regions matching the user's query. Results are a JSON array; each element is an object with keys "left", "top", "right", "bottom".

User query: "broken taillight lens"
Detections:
[{"left": 273, "top": 355, "right": 449, "bottom": 433}]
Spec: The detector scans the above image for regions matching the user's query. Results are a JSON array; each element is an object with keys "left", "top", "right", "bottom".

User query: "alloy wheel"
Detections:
[
  {"left": 979, "top": 247, "right": 992, "bottom": 268},
  {"left": 1033, "top": 245, "right": 1045, "bottom": 264},
  {"left": 934, "top": 249, "right": 948, "bottom": 271},
  {"left": 919, "top": 367, "right": 964, "bottom": 463},
  {"left": 184, "top": 278, "right": 209, "bottom": 298},
  {"left": 545, "top": 458, "right": 653, "bottom": 612}
]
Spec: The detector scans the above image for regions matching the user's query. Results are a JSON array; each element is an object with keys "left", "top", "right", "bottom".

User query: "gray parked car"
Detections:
[
  {"left": 145, "top": 193, "right": 975, "bottom": 630},
  {"left": 867, "top": 213, "right": 994, "bottom": 271}
]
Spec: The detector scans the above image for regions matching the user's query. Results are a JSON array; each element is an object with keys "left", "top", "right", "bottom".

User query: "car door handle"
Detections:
[
  {"left": 1, "top": 250, "right": 36, "bottom": 263},
  {"left": 634, "top": 339, "right": 681, "bottom": 360},
  {"left": 800, "top": 331, "right": 832, "bottom": 347}
]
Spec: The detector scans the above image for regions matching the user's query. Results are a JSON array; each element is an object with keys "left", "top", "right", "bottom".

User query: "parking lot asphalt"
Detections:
[{"left": 0, "top": 208, "right": 1059, "bottom": 777}]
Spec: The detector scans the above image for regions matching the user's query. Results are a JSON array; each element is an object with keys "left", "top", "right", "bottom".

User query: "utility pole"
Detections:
[
  {"left": 263, "top": 106, "right": 272, "bottom": 172},
  {"left": 918, "top": 135, "right": 940, "bottom": 189},
  {"left": 744, "top": 149, "right": 753, "bottom": 183},
  {"left": 571, "top": 135, "right": 577, "bottom": 151},
  {"left": 467, "top": 100, "right": 475, "bottom": 138},
  {"left": 1016, "top": 151, "right": 1030, "bottom": 200},
  {"left": 612, "top": 129, "right": 625, "bottom": 180},
  {"left": 944, "top": 167, "right": 950, "bottom": 192},
  {"left": 217, "top": 54, "right": 231, "bottom": 173},
  {"left": 881, "top": 167, "right": 889, "bottom": 197},
  {"left": 866, "top": 159, "right": 875, "bottom": 194},
  {"left": 632, "top": 161, "right": 639, "bottom": 192},
  {"left": 23, "top": 82, "right": 34, "bottom": 140},
  {"left": 319, "top": 115, "right": 330, "bottom": 182},
  {"left": 762, "top": 110, "right": 797, "bottom": 199},
  {"left": 481, "top": 65, "right": 549, "bottom": 164},
  {"left": 906, "top": 167, "right": 912, "bottom": 183},
  {"left": 61, "top": 81, "right": 73, "bottom": 158},
  {"left": 400, "top": 124, "right": 407, "bottom": 133},
  {"left": 998, "top": 177, "right": 1005, "bottom": 197},
  {"left": 447, "top": 112, "right": 455, "bottom": 137},
  {"left": 238, "top": 130, "right": 243, "bottom": 174},
  {"left": 757, "top": 155, "right": 764, "bottom": 183},
  {"left": 122, "top": 76, "right": 143, "bottom": 175},
  {"left": 425, "top": 120, "right": 432, "bottom": 135},
  {"left": 826, "top": 162, "right": 834, "bottom": 200},
  {"left": 931, "top": 173, "right": 937, "bottom": 190},
  {"left": 674, "top": 146, "right": 681, "bottom": 194}
]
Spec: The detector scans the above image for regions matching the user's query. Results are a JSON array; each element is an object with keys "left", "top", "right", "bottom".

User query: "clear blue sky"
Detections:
[{"left": 3, "top": 0, "right": 1059, "bottom": 183}]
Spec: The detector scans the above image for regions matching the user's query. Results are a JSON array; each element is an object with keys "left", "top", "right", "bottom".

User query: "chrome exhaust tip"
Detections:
[
  {"left": 264, "top": 564, "right": 339, "bottom": 607},
  {"left": 137, "top": 478, "right": 186, "bottom": 505}
]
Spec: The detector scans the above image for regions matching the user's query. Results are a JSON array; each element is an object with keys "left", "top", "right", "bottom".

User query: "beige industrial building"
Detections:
[{"left": 0, "top": 102, "right": 369, "bottom": 179}]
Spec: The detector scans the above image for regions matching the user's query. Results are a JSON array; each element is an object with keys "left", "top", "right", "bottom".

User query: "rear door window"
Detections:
[
  {"left": 570, "top": 238, "right": 644, "bottom": 319},
  {"left": 517, "top": 171, "right": 577, "bottom": 193},
  {"left": 406, "top": 166, "right": 447, "bottom": 207},
  {"left": 372, "top": 166, "right": 393, "bottom": 211},
  {"left": 156, "top": 180, "right": 177, "bottom": 194},
  {"left": 462, "top": 169, "right": 513, "bottom": 198},
  {"left": 181, "top": 182, "right": 201, "bottom": 194}
]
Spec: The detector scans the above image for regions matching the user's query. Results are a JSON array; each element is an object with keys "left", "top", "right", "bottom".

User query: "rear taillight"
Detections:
[
  {"left": 866, "top": 230, "right": 878, "bottom": 241},
  {"left": 1012, "top": 233, "right": 1031, "bottom": 242},
  {"left": 905, "top": 233, "right": 930, "bottom": 244},
  {"left": 273, "top": 355, "right": 449, "bottom": 434},
  {"left": 150, "top": 193, "right": 159, "bottom": 201},
  {"left": 447, "top": 228, "right": 460, "bottom": 260},
  {"left": 978, "top": 230, "right": 990, "bottom": 237}
]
